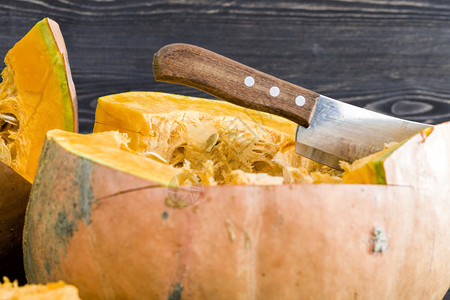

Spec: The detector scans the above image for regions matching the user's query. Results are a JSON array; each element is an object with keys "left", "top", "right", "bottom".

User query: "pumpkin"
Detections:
[
  {"left": 92, "top": 92, "right": 341, "bottom": 185},
  {"left": 0, "top": 277, "right": 80, "bottom": 299},
  {"left": 0, "top": 18, "right": 77, "bottom": 276},
  {"left": 23, "top": 92, "right": 449, "bottom": 299}
]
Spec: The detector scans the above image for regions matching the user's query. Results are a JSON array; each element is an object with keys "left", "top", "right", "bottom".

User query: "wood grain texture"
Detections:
[
  {"left": 154, "top": 43, "right": 320, "bottom": 127},
  {"left": 0, "top": 3, "right": 449, "bottom": 296},
  {"left": 0, "top": 0, "right": 449, "bottom": 133}
]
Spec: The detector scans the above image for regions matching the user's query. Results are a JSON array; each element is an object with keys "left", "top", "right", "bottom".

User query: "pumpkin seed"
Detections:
[
  {"left": 0, "top": 113, "right": 18, "bottom": 127},
  {"left": 141, "top": 151, "right": 168, "bottom": 164},
  {"left": 0, "top": 139, "right": 11, "bottom": 166},
  {"left": 205, "top": 132, "right": 219, "bottom": 152}
]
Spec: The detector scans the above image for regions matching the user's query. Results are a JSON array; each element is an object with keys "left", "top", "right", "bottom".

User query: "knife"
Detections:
[{"left": 153, "top": 43, "right": 429, "bottom": 170}]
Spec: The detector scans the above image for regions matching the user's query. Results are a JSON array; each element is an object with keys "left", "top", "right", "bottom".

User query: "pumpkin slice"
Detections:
[
  {"left": 0, "top": 277, "right": 80, "bottom": 299},
  {"left": 0, "top": 18, "right": 77, "bottom": 278},
  {"left": 0, "top": 18, "right": 77, "bottom": 182},
  {"left": 23, "top": 92, "right": 449, "bottom": 299},
  {"left": 93, "top": 91, "right": 341, "bottom": 185}
]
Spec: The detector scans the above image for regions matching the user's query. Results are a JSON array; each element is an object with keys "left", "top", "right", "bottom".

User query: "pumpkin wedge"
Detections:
[
  {"left": 0, "top": 18, "right": 77, "bottom": 275},
  {"left": 0, "top": 277, "right": 80, "bottom": 299},
  {"left": 93, "top": 92, "right": 341, "bottom": 185},
  {"left": 23, "top": 92, "right": 448, "bottom": 299}
]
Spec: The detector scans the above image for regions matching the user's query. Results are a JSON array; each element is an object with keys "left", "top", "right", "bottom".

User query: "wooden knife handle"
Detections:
[{"left": 153, "top": 43, "right": 319, "bottom": 127}]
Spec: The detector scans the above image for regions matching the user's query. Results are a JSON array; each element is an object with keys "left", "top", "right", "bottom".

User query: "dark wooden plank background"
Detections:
[
  {"left": 0, "top": 0, "right": 449, "bottom": 297},
  {"left": 1, "top": 0, "right": 449, "bottom": 133}
]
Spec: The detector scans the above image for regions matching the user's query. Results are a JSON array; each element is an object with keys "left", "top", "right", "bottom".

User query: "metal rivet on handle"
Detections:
[
  {"left": 295, "top": 96, "right": 306, "bottom": 106},
  {"left": 270, "top": 86, "right": 280, "bottom": 97},
  {"left": 244, "top": 76, "right": 255, "bottom": 87}
]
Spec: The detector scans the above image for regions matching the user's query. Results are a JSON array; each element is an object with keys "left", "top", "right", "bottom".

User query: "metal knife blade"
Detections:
[{"left": 295, "top": 95, "right": 429, "bottom": 169}]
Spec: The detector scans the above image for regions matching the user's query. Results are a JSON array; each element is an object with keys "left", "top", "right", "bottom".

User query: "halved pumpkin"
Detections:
[
  {"left": 0, "top": 18, "right": 77, "bottom": 276},
  {"left": 23, "top": 92, "right": 449, "bottom": 299}
]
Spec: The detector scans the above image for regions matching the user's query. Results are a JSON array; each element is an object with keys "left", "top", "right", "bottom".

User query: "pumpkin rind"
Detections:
[{"left": 23, "top": 122, "right": 450, "bottom": 299}]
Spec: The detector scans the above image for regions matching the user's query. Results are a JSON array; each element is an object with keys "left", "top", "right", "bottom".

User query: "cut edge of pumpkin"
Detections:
[
  {"left": 45, "top": 18, "right": 78, "bottom": 133},
  {"left": 45, "top": 129, "right": 180, "bottom": 186}
]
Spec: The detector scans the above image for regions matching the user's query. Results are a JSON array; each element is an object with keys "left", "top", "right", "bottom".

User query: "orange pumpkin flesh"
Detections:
[
  {"left": 23, "top": 92, "right": 449, "bottom": 299},
  {"left": 0, "top": 18, "right": 77, "bottom": 275},
  {"left": 93, "top": 92, "right": 341, "bottom": 185},
  {"left": 0, "top": 277, "right": 80, "bottom": 299}
]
